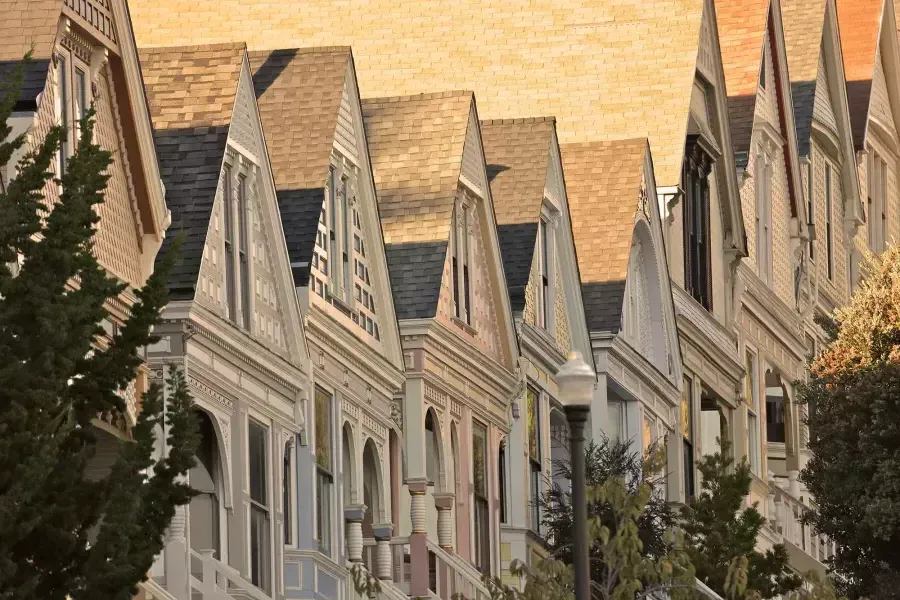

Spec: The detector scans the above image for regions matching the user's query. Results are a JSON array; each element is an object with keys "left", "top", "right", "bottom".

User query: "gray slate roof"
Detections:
[{"left": 139, "top": 43, "right": 244, "bottom": 299}]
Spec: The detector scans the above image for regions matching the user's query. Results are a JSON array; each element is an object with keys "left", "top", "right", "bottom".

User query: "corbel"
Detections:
[{"left": 90, "top": 46, "right": 108, "bottom": 89}]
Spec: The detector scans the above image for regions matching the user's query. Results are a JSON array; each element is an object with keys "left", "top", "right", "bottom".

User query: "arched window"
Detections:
[{"left": 342, "top": 424, "right": 354, "bottom": 506}]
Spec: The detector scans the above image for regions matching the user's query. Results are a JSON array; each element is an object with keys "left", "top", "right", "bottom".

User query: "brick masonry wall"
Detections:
[{"left": 128, "top": 0, "right": 705, "bottom": 188}]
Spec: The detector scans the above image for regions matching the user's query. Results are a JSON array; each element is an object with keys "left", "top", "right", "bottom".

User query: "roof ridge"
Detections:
[
  {"left": 138, "top": 41, "right": 247, "bottom": 54},
  {"left": 363, "top": 90, "right": 473, "bottom": 104},
  {"left": 481, "top": 116, "right": 557, "bottom": 125},
  {"left": 247, "top": 46, "right": 352, "bottom": 57},
  {"left": 559, "top": 137, "right": 648, "bottom": 149}
]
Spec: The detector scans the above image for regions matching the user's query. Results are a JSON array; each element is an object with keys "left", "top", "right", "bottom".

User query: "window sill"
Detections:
[
  {"left": 329, "top": 294, "right": 354, "bottom": 318},
  {"left": 450, "top": 316, "right": 477, "bottom": 337}
]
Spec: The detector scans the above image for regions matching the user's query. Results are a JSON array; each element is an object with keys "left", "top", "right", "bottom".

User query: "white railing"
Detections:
[
  {"left": 768, "top": 483, "right": 836, "bottom": 565},
  {"left": 139, "top": 578, "right": 179, "bottom": 600},
  {"left": 189, "top": 548, "right": 271, "bottom": 600},
  {"left": 425, "top": 539, "right": 491, "bottom": 600}
]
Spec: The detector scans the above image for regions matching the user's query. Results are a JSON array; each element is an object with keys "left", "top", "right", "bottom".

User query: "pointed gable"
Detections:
[
  {"left": 838, "top": 0, "right": 883, "bottom": 149},
  {"left": 562, "top": 139, "right": 647, "bottom": 334},
  {"left": 361, "top": 91, "right": 471, "bottom": 321},
  {"left": 782, "top": 0, "right": 828, "bottom": 156},
  {"left": 140, "top": 43, "right": 243, "bottom": 299},
  {"left": 481, "top": 117, "right": 554, "bottom": 313},
  {"left": 248, "top": 47, "right": 349, "bottom": 286}
]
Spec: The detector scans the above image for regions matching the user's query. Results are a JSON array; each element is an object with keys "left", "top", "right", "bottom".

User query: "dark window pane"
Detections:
[{"left": 249, "top": 420, "right": 267, "bottom": 506}]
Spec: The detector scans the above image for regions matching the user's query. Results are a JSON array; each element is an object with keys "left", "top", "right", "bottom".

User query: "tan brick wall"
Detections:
[{"left": 128, "top": 0, "right": 704, "bottom": 188}]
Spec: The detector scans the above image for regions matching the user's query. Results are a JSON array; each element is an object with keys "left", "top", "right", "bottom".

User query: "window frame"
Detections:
[
  {"left": 471, "top": 420, "right": 491, "bottom": 574},
  {"left": 825, "top": 161, "right": 834, "bottom": 280},
  {"left": 755, "top": 149, "right": 773, "bottom": 285},
  {"left": 744, "top": 348, "right": 761, "bottom": 476},
  {"left": 682, "top": 137, "right": 713, "bottom": 311},
  {"left": 314, "top": 386, "right": 335, "bottom": 556},
  {"left": 237, "top": 173, "right": 252, "bottom": 330},
  {"left": 283, "top": 438, "right": 294, "bottom": 547},
  {"left": 451, "top": 193, "right": 476, "bottom": 328},
  {"left": 526, "top": 386, "right": 542, "bottom": 535},
  {"left": 807, "top": 155, "right": 815, "bottom": 260},
  {"left": 248, "top": 418, "right": 271, "bottom": 594},
  {"left": 682, "top": 376, "right": 695, "bottom": 501}
]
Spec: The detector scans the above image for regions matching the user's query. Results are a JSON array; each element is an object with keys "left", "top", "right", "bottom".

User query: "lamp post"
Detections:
[{"left": 557, "top": 351, "right": 595, "bottom": 600}]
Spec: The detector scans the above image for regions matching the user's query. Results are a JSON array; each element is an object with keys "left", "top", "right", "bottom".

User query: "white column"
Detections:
[
  {"left": 164, "top": 505, "right": 190, "bottom": 599},
  {"left": 434, "top": 493, "right": 454, "bottom": 550},
  {"left": 345, "top": 505, "right": 366, "bottom": 563},
  {"left": 373, "top": 523, "right": 393, "bottom": 581}
]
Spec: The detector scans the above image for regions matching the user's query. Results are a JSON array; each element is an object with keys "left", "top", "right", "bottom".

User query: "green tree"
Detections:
[
  {"left": 540, "top": 437, "right": 678, "bottom": 581},
  {"left": 798, "top": 244, "right": 900, "bottom": 599},
  {"left": 0, "top": 58, "right": 198, "bottom": 600},
  {"left": 680, "top": 438, "right": 801, "bottom": 598}
]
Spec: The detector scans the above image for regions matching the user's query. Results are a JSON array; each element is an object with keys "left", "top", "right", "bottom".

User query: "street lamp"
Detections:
[{"left": 557, "top": 351, "right": 595, "bottom": 600}]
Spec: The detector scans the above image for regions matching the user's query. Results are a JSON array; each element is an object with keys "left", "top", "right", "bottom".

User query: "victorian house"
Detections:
[
  {"left": 361, "top": 91, "right": 521, "bottom": 598},
  {"left": 838, "top": 0, "right": 900, "bottom": 267},
  {"left": 719, "top": 0, "right": 841, "bottom": 574},
  {"left": 561, "top": 140, "right": 684, "bottom": 503},
  {"left": 1, "top": 0, "right": 169, "bottom": 425},
  {"left": 247, "top": 46, "right": 407, "bottom": 600},
  {"left": 480, "top": 117, "right": 593, "bottom": 581},
  {"left": 140, "top": 43, "right": 311, "bottom": 600}
]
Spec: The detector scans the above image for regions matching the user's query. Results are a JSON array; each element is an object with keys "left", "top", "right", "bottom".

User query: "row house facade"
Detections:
[
  {"left": 2, "top": 0, "right": 170, "bottom": 428},
  {"left": 479, "top": 117, "right": 594, "bottom": 581},
  {"left": 13, "top": 0, "right": 900, "bottom": 596},
  {"left": 139, "top": 43, "right": 312, "bottom": 600}
]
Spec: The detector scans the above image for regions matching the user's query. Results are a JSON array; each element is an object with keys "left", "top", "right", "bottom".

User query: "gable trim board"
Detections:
[
  {"left": 248, "top": 47, "right": 404, "bottom": 368},
  {"left": 140, "top": 42, "right": 308, "bottom": 361},
  {"left": 362, "top": 90, "right": 519, "bottom": 370}
]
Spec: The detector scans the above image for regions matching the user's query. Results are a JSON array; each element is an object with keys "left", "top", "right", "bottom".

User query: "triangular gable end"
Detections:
[
  {"left": 196, "top": 55, "right": 308, "bottom": 363},
  {"left": 621, "top": 146, "right": 684, "bottom": 384},
  {"left": 544, "top": 128, "right": 592, "bottom": 363},
  {"left": 867, "top": 1, "right": 900, "bottom": 149},
  {"left": 438, "top": 102, "right": 518, "bottom": 370},
  {"left": 336, "top": 55, "right": 405, "bottom": 370},
  {"left": 693, "top": 0, "right": 748, "bottom": 258}
]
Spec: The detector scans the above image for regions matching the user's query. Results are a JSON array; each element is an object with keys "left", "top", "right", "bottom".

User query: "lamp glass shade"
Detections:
[{"left": 557, "top": 351, "right": 595, "bottom": 409}]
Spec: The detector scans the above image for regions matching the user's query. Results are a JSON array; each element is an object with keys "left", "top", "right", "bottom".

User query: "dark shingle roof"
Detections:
[
  {"left": 782, "top": 0, "right": 828, "bottom": 157},
  {"left": 248, "top": 47, "right": 350, "bottom": 287},
  {"left": 837, "top": 0, "right": 884, "bottom": 150},
  {"left": 0, "top": 1, "right": 62, "bottom": 109},
  {"left": 362, "top": 91, "right": 472, "bottom": 320},
  {"left": 480, "top": 117, "right": 555, "bottom": 313},
  {"left": 139, "top": 43, "right": 244, "bottom": 299},
  {"left": 561, "top": 139, "right": 647, "bottom": 334}
]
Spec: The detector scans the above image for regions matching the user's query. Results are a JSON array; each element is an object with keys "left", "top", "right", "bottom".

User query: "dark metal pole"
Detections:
[{"left": 566, "top": 405, "right": 590, "bottom": 600}]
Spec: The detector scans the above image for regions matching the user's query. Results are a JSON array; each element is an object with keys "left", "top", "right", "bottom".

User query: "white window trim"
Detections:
[
  {"left": 536, "top": 202, "right": 559, "bottom": 336},
  {"left": 754, "top": 143, "right": 773, "bottom": 286},
  {"left": 744, "top": 347, "right": 761, "bottom": 476},
  {"left": 313, "top": 384, "right": 337, "bottom": 559},
  {"left": 245, "top": 410, "right": 274, "bottom": 594},
  {"left": 221, "top": 154, "right": 256, "bottom": 330},
  {"left": 451, "top": 191, "right": 477, "bottom": 330}
]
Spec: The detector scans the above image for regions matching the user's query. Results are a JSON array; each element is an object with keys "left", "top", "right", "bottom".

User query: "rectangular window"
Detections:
[
  {"left": 682, "top": 146, "right": 713, "bottom": 310},
  {"left": 472, "top": 422, "right": 490, "bottom": 574},
  {"left": 248, "top": 420, "right": 271, "bottom": 593},
  {"left": 755, "top": 153, "right": 772, "bottom": 284},
  {"left": 538, "top": 219, "right": 550, "bottom": 329},
  {"left": 527, "top": 387, "right": 541, "bottom": 533},
  {"left": 328, "top": 168, "right": 339, "bottom": 299},
  {"left": 315, "top": 388, "right": 333, "bottom": 555},
  {"left": 223, "top": 167, "right": 236, "bottom": 323},
  {"left": 608, "top": 399, "right": 625, "bottom": 444},
  {"left": 74, "top": 67, "right": 86, "bottom": 141},
  {"left": 462, "top": 204, "right": 472, "bottom": 325},
  {"left": 825, "top": 163, "right": 833, "bottom": 280},
  {"left": 499, "top": 440, "right": 508, "bottom": 525},
  {"left": 745, "top": 350, "right": 760, "bottom": 475},
  {"left": 238, "top": 175, "right": 251, "bottom": 330},
  {"left": 807, "top": 157, "right": 815, "bottom": 260},
  {"left": 341, "top": 177, "right": 351, "bottom": 303},
  {"left": 682, "top": 377, "right": 695, "bottom": 500},
  {"left": 880, "top": 157, "right": 888, "bottom": 253},
  {"left": 283, "top": 442, "right": 293, "bottom": 546},
  {"left": 56, "top": 54, "right": 69, "bottom": 179}
]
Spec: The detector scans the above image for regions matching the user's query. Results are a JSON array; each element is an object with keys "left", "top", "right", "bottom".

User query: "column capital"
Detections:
[
  {"left": 372, "top": 523, "right": 394, "bottom": 541},
  {"left": 344, "top": 504, "right": 367, "bottom": 523},
  {"left": 433, "top": 492, "right": 455, "bottom": 510},
  {"left": 407, "top": 477, "right": 429, "bottom": 494}
]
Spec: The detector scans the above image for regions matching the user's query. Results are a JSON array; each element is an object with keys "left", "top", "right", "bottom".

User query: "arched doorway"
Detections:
[
  {"left": 362, "top": 439, "right": 382, "bottom": 538},
  {"left": 190, "top": 410, "right": 222, "bottom": 558}
]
